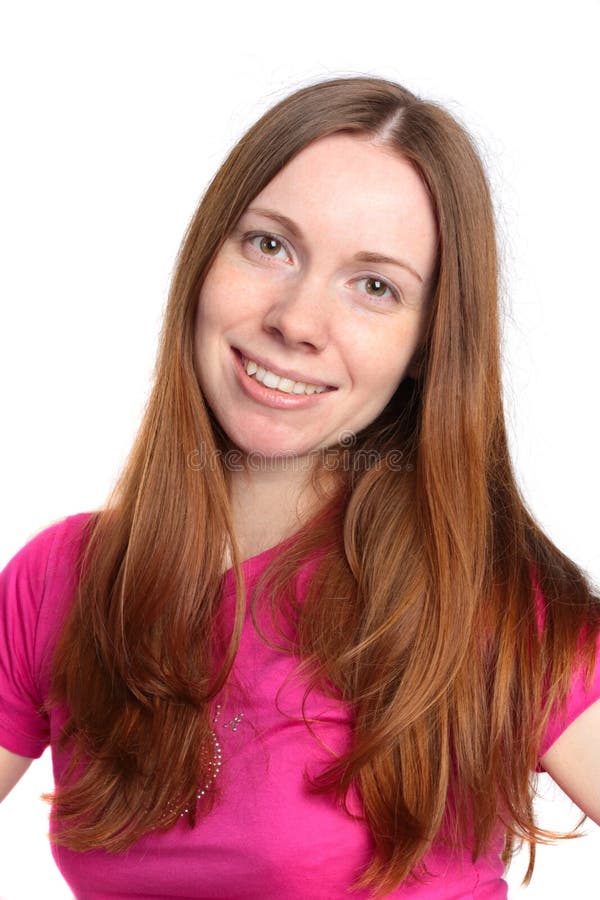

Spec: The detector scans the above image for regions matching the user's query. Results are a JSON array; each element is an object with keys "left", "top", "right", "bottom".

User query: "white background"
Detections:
[{"left": 0, "top": 0, "right": 599, "bottom": 897}]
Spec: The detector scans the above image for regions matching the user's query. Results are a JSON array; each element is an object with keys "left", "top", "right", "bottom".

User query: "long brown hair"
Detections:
[{"left": 43, "top": 75, "right": 600, "bottom": 896}]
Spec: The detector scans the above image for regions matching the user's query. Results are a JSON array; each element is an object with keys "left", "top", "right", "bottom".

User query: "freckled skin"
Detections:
[{"left": 193, "top": 133, "right": 438, "bottom": 467}]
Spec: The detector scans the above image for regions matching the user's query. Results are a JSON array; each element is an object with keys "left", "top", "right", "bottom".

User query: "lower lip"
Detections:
[{"left": 231, "top": 348, "right": 336, "bottom": 410}]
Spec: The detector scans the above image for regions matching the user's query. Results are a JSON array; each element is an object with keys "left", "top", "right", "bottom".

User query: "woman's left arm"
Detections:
[{"left": 540, "top": 697, "right": 600, "bottom": 826}]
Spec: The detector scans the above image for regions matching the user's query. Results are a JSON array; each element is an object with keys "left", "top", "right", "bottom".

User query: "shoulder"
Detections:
[
  {"left": 0, "top": 512, "right": 96, "bottom": 757},
  {"left": 0, "top": 512, "right": 97, "bottom": 685},
  {"left": 1, "top": 511, "right": 96, "bottom": 603},
  {"left": 1, "top": 511, "right": 95, "bottom": 568}
]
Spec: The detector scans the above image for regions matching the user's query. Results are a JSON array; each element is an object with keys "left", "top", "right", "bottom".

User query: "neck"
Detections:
[{"left": 224, "top": 453, "right": 334, "bottom": 565}]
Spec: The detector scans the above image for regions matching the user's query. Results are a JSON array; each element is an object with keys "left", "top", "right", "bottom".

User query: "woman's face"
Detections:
[{"left": 193, "top": 134, "right": 438, "bottom": 464}]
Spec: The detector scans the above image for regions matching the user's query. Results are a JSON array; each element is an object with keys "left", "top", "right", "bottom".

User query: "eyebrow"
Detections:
[{"left": 244, "top": 206, "right": 424, "bottom": 284}]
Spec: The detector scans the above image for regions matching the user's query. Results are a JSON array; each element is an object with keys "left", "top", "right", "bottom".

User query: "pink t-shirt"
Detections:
[{"left": 1, "top": 512, "right": 599, "bottom": 899}]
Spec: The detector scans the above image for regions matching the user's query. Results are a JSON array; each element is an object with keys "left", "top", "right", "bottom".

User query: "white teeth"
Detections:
[
  {"left": 241, "top": 356, "right": 328, "bottom": 395},
  {"left": 262, "top": 370, "right": 281, "bottom": 389},
  {"left": 277, "top": 378, "right": 296, "bottom": 394}
]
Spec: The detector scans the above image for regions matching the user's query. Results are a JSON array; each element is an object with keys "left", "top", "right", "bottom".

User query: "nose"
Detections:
[{"left": 261, "top": 272, "right": 330, "bottom": 352}]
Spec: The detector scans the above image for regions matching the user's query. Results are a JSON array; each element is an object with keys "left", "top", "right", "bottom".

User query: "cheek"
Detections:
[
  {"left": 192, "top": 290, "right": 219, "bottom": 380},
  {"left": 200, "top": 268, "right": 266, "bottom": 328},
  {"left": 361, "top": 326, "right": 423, "bottom": 395},
  {"left": 349, "top": 320, "right": 418, "bottom": 370},
  {"left": 195, "top": 287, "right": 232, "bottom": 337}
]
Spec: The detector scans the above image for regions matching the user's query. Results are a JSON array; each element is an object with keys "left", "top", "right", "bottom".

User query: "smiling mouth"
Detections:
[
  {"left": 233, "top": 347, "right": 337, "bottom": 394},
  {"left": 231, "top": 348, "right": 339, "bottom": 411}
]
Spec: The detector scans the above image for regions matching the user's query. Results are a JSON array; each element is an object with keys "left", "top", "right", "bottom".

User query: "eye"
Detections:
[
  {"left": 242, "top": 231, "right": 401, "bottom": 304},
  {"left": 244, "top": 232, "right": 291, "bottom": 262},
  {"left": 355, "top": 275, "right": 400, "bottom": 304}
]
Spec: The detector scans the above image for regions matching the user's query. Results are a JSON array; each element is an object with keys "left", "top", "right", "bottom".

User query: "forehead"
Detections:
[
  {"left": 246, "top": 134, "right": 438, "bottom": 283},
  {"left": 261, "top": 133, "right": 424, "bottom": 200}
]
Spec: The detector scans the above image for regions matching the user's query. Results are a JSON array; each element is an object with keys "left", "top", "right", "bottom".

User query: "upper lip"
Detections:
[{"left": 234, "top": 347, "right": 337, "bottom": 389}]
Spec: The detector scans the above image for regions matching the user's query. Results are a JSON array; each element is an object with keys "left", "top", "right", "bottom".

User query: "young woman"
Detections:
[{"left": 1, "top": 75, "right": 599, "bottom": 899}]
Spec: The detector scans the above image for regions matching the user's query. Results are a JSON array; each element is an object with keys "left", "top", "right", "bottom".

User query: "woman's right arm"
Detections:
[
  {"left": 0, "top": 745, "right": 34, "bottom": 803},
  {"left": 0, "top": 517, "right": 86, "bottom": 803}
]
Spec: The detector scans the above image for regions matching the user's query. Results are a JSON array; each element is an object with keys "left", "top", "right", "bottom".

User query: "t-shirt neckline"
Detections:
[{"left": 221, "top": 532, "right": 299, "bottom": 584}]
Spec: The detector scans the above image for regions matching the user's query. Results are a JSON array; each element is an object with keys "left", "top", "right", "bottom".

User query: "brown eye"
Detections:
[
  {"left": 366, "top": 278, "right": 387, "bottom": 297},
  {"left": 259, "top": 235, "right": 282, "bottom": 256},
  {"left": 244, "top": 232, "right": 289, "bottom": 260},
  {"left": 357, "top": 275, "right": 400, "bottom": 304}
]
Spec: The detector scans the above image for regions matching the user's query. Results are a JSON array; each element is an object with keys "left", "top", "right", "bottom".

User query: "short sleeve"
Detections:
[
  {"left": 536, "top": 630, "right": 600, "bottom": 771},
  {"left": 531, "top": 556, "right": 600, "bottom": 772},
  {"left": 0, "top": 512, "right": 96, "bottom": 759},
  {"left": 0, "top": 522, "right": 63, "bottom": 757}
]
